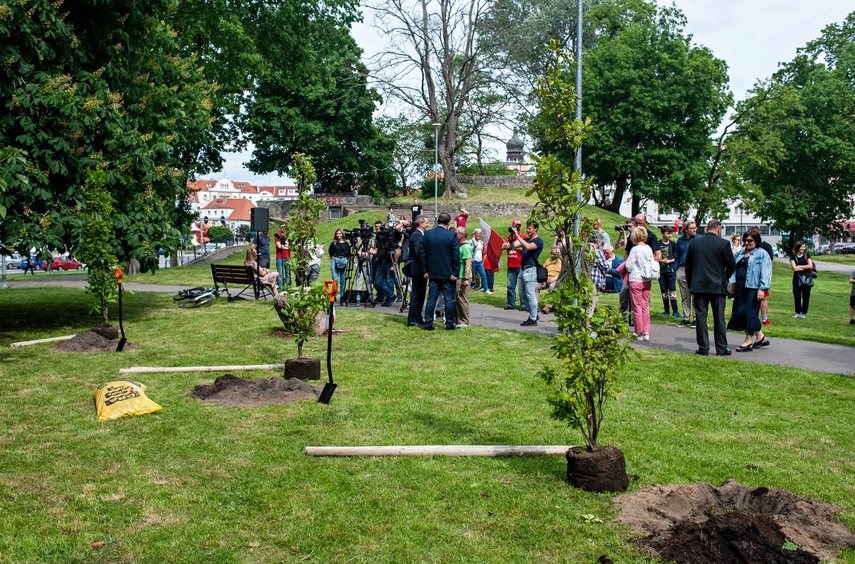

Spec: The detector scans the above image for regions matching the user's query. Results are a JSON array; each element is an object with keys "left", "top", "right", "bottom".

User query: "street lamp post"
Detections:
[{"left": 433, "top": 123, "right": 440, "bottom": 221}]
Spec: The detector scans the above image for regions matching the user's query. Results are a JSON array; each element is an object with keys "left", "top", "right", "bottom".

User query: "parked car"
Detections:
[
  {"left": 52, "top": 257, "right": 84, "bottom": 270},
  {"left": 3, "top": 253, "right": 22, "bottom": 268},
  {"left": 815, "top": 244, "right": 830, "bottom": 255},
  {"left": 20, "top": 256, "right": 45, "bottom": 270},
  {"left": 834, "top": 243, "right": 855, "bottom": 254}
]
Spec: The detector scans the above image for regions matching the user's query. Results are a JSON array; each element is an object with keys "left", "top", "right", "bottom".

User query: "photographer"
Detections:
[
  {"left": 371, "top": 221, "right": 403, "bottom": 307},
  {"left": 329, "top": 229, "right": 350, "bottom": 297}
]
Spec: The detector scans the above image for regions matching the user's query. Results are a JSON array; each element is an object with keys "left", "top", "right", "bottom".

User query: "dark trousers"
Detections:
[
  {"left": 792, "top": 278, "right": 812, "bottom": 314},
  {"left": 425, "top": 278, "right": 456, "bottom": 328},
  {"left": 408, "top": 275, "right": 427, "bottom": 325},
  {"left": 694, "top": 293, "right": 728, "bottom": 354}
]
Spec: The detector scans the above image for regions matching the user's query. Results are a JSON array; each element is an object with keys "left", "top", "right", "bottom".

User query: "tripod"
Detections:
[
  {"left": 342, "top": 248, "right": 374, "bottom": 307},
  {"left": 387, "top": 252, "right": 410, "bottom": 313}
]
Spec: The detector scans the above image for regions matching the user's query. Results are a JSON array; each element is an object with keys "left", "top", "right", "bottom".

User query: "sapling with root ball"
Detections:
[
  {"left": 530, "top": 44, "right": 636, "bottom": 451},
  {"left": 273, "top": 153, "right": 329, "bottom": 358}
]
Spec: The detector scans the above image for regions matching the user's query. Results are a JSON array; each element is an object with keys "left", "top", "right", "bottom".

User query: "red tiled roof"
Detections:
[{"left": 202, "top": 198, "right": 256, "bottom": 222}]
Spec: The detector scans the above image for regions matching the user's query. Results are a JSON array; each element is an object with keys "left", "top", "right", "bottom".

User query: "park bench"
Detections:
[{"left": 210, "top": 263, "right": 274, "bottom": 301}]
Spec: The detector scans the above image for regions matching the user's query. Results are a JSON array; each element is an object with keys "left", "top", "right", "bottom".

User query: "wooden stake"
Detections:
[
  {"left": 304, "top": 445, "right": 573, "bottom": 457},
  {"left": 119, "top": 364, "right": 285, "bottom": 374},
  {"left": 11, "top": 335, "right": 75, "bottom": 347}
]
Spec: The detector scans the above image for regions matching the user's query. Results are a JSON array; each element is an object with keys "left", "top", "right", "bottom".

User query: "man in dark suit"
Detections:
[
  {"left": 685, "top": 219, "right": 736, "bottom": 356},
  {"left": 423, "top": 212, "right": 460, "bottom": 330},
  {"left": 407, "top": 215, "right": 429, "bottom": 327}
]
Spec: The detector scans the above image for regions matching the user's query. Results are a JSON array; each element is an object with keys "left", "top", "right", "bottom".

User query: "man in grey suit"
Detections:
[
  {"left": 685, "top": 219, "right": 736, "bottom": 356},
  {"left": 423, "top": 212, "right": 460, "bottom": 330}
]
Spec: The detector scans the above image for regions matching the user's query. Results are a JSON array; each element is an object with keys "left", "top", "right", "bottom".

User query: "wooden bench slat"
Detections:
[{"left": 211, "top": 263, "right": 271, "bottom": 301}]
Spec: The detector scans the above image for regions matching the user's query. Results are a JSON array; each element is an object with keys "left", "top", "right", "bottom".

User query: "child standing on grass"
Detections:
[{"left": 850, "top": 270, "right": 855, "bottom": 325}]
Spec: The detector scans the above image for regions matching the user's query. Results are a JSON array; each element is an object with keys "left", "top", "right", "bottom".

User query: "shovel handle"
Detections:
[{"left": 324, "top": 280, "right": 337, "bottom": 302}]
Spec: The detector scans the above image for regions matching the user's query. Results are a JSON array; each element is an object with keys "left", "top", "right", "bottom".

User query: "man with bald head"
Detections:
[{"left": 624, "top": 214, "right": 661, "bottom": 262}]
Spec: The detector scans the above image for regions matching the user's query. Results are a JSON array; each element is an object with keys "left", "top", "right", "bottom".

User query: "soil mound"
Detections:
[
  {"left": 615, "top": 479, "right": 855, "bottom": 563},
  {"left": 51, "top": 331, "right": 134, "bottom": 353},
  {"left": 188, "top": 374, "right": 321, "bottom": 407}
]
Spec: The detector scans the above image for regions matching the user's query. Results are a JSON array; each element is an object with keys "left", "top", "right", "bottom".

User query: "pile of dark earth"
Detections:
[
  {"left": 614, "top": 479, "right": 855, "bottom": 564},
  {"left": 188, "top": 374, "right": 321, "bottom": 407}
]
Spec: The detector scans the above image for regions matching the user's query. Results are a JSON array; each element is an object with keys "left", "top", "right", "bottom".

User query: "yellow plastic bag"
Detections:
[{"left": 91, "top": 380, "right": 162, "bottom": 422}]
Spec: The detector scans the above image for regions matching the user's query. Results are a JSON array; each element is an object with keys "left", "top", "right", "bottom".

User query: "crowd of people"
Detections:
[{"left": 248, "top": 205, "right": 826, "bottom": 348}]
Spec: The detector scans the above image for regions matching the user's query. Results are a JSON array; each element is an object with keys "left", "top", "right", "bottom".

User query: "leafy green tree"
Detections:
[
  {"left": 530, "top": 0, "right": 730, "bottom": 215},
  {"left": 245, "top": 10, "right": 395, "bottom": 198},
  {"left": 376, "top": 115, "right": 435, "bottom": 195},
  {"left": 730, "top": 13, "right": 855, "bottom": 244},
  {"left": 74, "top": 170, "right": 118, "bottom": 325},
  {"left": 530, "top": 47, "right": 634, "bottom": 449},
  {"left": 0, "top": 0, "right": 213, "bottom": 271}
]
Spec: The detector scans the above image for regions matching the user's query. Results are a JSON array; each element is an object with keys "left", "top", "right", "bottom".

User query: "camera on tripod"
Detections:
[{"left": 375, "top": 226, "right": 400, "bottom": 253}]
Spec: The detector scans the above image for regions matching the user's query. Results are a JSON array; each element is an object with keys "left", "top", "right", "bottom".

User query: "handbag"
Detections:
[
  {"left": 536, "top": 263, "right": 548, "bottom": 283},
  {"left": 640, "top": 253, "right": 660, "bottom": 282},
  {"left": 402, "top": 260, "right": 412, "bottom": 278},
  {"left": 797, "top": 272, "right": 814, "bottom": 287}
]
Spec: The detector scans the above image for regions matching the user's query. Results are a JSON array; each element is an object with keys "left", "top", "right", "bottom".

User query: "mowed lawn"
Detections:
[{"left": 0, "top": 286, "right": 853, "bottom": 562}]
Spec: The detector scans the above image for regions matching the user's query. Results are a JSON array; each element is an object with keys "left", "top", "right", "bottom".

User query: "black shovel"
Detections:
[
  {"left": 318, "top": 280, "right": 338, "bottom": 404},
  {"left": 114, "top": 267, "right": 127, "bottom": 352}
]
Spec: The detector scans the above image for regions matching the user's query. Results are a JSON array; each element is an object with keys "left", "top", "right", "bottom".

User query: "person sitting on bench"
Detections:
[{"left": 245, "top": 247, "right": 280, "bottom": 296}]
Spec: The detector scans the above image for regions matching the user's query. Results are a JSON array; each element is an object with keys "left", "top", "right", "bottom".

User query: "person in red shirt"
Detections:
[
  {"left": 501, "top": 220, "right": 527, "bottom": 311},
  {"left": 454, "top": 209, "right": 469, "bottom": 228},
  {"left": 275, "top": 226, "right": 291, "bottom": 289}
]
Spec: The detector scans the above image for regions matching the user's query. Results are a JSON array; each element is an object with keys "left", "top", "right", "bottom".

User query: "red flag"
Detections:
[{"left": 480, "top": 218, "right": 504, "bottom": 272}]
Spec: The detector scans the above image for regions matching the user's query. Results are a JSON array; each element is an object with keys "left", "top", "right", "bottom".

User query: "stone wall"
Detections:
[
  {"left": 458, "top": 175, "right": 534, "bottom": 188},
  {"left": 259, "top": 194, "right": 373, "bottom": 222}
]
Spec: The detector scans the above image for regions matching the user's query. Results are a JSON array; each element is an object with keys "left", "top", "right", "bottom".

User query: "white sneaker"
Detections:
[
  {"left": 456, "top": 323, "right": 469, "bottom": 328},
  {"left": 792, "top": 314, "right": 801, "bottom": 318},
  {"left": 643, "top": 335, "right": 650, "bottom": 341},
  {"left": 486, "top": 290, "right": 493, "bottom": 294},
  {"left": 800, "top": 314, "right": 807, "bottom": 318}
]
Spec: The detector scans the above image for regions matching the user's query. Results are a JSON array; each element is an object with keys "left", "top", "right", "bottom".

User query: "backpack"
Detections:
[{"left": 639, "top": 250, "right": 660, "bottom": 281}]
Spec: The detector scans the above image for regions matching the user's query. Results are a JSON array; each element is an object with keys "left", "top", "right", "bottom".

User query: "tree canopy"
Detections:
[
  {"left": 534, "top": 0, "right": 730, "bottom": 215},
  {"left": 730, "top": 12, "right": 855, "bottom": 244},
  {"left": 0, "top": 0, "right": 213, "bottom": 271}
]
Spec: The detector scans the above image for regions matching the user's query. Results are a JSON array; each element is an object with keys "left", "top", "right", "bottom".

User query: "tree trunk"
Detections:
[
  {"left": 631, "top": 193, "right": 641, "bottom": 217},
  {"left": 605, "top": 174, "right": 628, "bottom": 214}
]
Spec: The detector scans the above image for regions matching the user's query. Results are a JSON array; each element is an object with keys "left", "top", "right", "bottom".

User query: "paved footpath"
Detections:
[{"left": 5, "top": 275, "right": 855, "bottom": 376}]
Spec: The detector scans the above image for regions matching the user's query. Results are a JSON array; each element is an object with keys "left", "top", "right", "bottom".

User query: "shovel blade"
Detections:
[
  {"left": 116, "top": 338, "right": 127, "bottom": 352},
  {"left": 318, "top": 383, "right": 337, "bottom": 404}
]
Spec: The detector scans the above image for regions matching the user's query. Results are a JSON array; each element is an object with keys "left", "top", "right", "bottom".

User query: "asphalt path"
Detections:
[{"left": 5, "top": 272, "right": 855, "bottom": 376}]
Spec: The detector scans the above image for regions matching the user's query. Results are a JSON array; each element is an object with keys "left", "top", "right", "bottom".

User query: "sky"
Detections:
[{"left": 216, "top": 0, "right": 853, "bottom": 185}]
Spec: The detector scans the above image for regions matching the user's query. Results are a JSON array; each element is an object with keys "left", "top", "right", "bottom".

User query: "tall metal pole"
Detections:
[
  {"left": 573, "top": 0, "right": 583, "bottom": 283},
  {"left": 433, "top": 123, "right": 440, "bottom": 221}
]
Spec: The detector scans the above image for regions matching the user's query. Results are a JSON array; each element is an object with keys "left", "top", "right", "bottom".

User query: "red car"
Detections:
[{"left": 52, "top": 257, "right": 84, "bottom": 270}]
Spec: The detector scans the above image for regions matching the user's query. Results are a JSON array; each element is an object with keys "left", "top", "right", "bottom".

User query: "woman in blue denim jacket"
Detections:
[{"left": 727, "top": 231, "right": 772, "bottom": 351}]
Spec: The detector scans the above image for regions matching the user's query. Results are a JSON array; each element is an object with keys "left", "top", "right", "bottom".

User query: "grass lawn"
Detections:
[
  {"left": 0, "top": 286, "right": 853, "bottom": 562},
  {"left": 813, "top": 254, "right": 855, "bottom": 265}
]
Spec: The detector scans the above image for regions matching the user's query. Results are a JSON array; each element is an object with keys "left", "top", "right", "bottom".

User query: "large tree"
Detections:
[
  {"left": 530, "top": 0, "right": 730, "bottom": 215},
  {"left": 0, "top": 0, "right": 213, "bottom": 271},
  {"left": 730, "top": 12, "right": 855, "bottom": 244},
  {"left": 370, "top": 0, "right": 501, "bottom": 197},
  {"left": 244, "top": 3, "right": 396, "bottom": 197}
]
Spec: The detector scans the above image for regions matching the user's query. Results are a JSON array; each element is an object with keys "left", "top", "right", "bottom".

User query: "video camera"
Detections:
[
  {"left": 344, "top": 225, "right": 373, "bottom": 247},
  {"left": 614, "top": 225, "right": 633, "bottom": 232},
  {"left": 375, "top": 226, "right": 401, "bottom": 252}
]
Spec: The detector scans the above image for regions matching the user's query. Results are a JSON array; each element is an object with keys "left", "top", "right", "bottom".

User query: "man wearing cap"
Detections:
[{"left": 502, "top": 220, "right": 527, "bottom": 311}]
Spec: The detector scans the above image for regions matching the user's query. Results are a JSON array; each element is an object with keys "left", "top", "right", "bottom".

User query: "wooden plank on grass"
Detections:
[
  {"left": 120, "top": 364, "right": 285, "bottom": 374},
  {"left": 11, "top": 335, "right": 76, "bottom": 347},
  {"left": 304, "top": 445, "right": 573, "bottom": 457}
]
